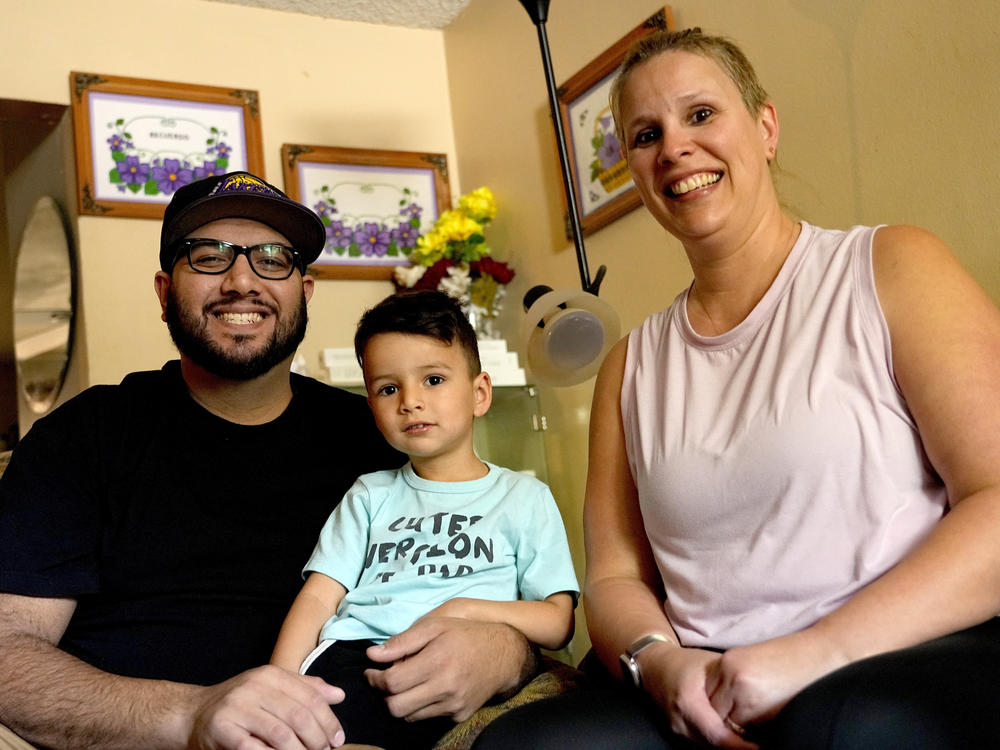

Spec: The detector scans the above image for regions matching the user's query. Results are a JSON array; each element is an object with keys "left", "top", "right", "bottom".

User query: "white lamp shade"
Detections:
[{"left": 521, "top": 288, "right": 620, "bottom": 386}]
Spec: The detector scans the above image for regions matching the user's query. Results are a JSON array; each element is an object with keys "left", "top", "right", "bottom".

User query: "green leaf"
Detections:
[
  {"left": 216, "top": 158, "right": 229, "bottom": 168},
  {"left": 348, "top": 244, "right": 361, "bottom": 257},
  {"left": 115, "top": 118, "right": 124, "bottom": 126},
  {"left": 109, "top": 168, "right": 123, "bottom": 184},
  {"left": 206, "top": 138, "right": 215, "bottom": 146},
  {"left": 127, "top": 182, "right": 141, "bottom": 194},
  {"left": 468, "top": 234, "right": 485, "bottom": 245},
  {"left": 211, "top": 126, "right": 219, "bottom": 133},
  {"left": 592, "top": 134, "right": 604, "bottom": 149},
  {"left": 123, "top": 132, "right": 132, "bottom": 139},
  {"left": 144, "top": 180, "right": 160, "bottom": 195},
  {"left": 111, "top": 150, "right": 126, "bottom": 162},
  {"left": 410, "top": 218, "right": 420, "bottom": 229}
]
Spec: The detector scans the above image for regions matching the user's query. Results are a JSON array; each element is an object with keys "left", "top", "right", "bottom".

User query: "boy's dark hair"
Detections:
[{"left": 354, "top": 289, "right": 482, "bottom": 375}]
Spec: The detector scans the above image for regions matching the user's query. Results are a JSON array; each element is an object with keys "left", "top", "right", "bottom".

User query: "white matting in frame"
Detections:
[{"left": 87, "top": 93, "right": 249, "bottom": 206}]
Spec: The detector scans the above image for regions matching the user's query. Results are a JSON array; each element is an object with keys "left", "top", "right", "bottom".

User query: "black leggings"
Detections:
[
  {"left": 472, "top": 618, "right": 1000, "bottom": 750},
  {"left": 303, "top": 640, "right": 453, "bottom": 750}
]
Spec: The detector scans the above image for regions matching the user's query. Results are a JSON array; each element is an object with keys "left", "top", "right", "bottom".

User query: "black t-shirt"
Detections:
[{"left": 0, "top": 362, "right": 403, "bottom": 685}]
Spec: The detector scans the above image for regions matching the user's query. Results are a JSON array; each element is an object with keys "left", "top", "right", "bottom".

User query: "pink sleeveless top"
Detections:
[{"left": 622, "top": 222, "right": 947, "bottom": 649}]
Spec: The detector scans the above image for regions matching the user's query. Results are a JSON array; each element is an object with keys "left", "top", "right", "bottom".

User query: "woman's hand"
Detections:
[
  {"left": 705, "top": 630, "right": 847, "bottom": 731},
  {"left": 643, "top": 646, "right": 759, "bottom": 749}
]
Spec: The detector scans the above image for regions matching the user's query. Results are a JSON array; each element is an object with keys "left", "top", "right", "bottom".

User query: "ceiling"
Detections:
[{"left": 206, "top": 0, "right": 474, "bottom": 29}]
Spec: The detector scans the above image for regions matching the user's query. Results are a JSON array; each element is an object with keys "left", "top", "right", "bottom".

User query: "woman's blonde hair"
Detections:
[{"left": 609, "top": 28, "right": 769, "bottom": 146}]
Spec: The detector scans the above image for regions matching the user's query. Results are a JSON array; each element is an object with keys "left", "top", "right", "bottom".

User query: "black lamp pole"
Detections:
[{"left": 518, "top": 0, "right": 607, "bottom": 296}]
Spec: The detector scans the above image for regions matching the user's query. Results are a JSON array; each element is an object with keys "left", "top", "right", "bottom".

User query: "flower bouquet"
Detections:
[{"left": 393, "top": 187, "right": 514, "bottom": 339}]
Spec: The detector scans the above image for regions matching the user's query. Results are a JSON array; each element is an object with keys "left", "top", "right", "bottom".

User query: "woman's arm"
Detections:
[
  {"left": 709, "top": 226, "right": 1000, "bottom": 727},
  {"left": 583, "top": 338, "right": 677, "bottom": 665},
  {"left": 271, "top": 572, "right": 347, "bottom": 672},
  {"left": 423, "top": 592, "right": 575, "bottom": 650},
  {"left": 809, "top": 225, "right": 1000, "bottom": 649},
  {"left": 583, "top": 338, "right": 756, "bottom": 750}
]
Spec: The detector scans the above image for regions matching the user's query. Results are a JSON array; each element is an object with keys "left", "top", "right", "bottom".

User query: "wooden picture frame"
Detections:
[
  {"left": 69, "top": 72, "right": 264, "bottom": 219},
  {"left": 555, "top": 6, "right": 674, "bottom": 238},
  {"left": 281, "top": 144, "right": 451, "bottom": 280}
]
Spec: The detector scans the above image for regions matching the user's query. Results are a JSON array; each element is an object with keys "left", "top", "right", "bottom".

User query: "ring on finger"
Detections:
[{"left": 724, "top": 716, "right": 747, "bottom": 736}]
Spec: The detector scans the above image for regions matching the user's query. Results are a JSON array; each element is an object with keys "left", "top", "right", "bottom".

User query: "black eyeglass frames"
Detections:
[{"left": 171, "top": 239, "right": 304, "bottom": 280}]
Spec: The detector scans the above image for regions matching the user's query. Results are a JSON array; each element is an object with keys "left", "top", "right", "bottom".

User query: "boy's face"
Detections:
[{"left": 363, "top": 332, "right": 491, "bottom": 475}]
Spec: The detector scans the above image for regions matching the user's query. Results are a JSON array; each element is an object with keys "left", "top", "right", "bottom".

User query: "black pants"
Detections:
[
  {"left": 472, "top": 618, "right": 1000, "bottom": 749},
  {"left": 304, "top": 640, "right": 453, "bottom": 750}
]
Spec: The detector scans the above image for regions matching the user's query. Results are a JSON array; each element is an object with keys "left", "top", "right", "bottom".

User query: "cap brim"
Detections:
[{"left": 160, "top": 193, "right": 326, "bottom": 270}]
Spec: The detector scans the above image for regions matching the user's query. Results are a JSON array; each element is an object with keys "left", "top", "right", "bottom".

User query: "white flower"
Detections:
[
  {"left": 393, "top": 265, "right": 427, "bottom": 288},
  {"left": 439, "top": 264, "right": 471, "bottom": 298}
]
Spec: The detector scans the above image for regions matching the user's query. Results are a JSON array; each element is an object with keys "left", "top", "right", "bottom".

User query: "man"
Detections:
[{"left": 0, "top": 173, "right": 536, "bottom": 750}]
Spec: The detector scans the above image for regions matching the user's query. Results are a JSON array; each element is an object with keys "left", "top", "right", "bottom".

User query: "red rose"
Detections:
[
  {"left": 416, "top": 258, "right": 455, "bottom": 290},
  {"left": 472, "top": 256, "right": 515, "bottom": 284}
]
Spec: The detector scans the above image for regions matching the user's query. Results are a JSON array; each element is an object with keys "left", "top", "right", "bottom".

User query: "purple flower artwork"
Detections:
[
  {"left": 310, "top": 184, "right": 426, "bottom": 261},
  {"left": 391, "top": 222, "right": 419, "bottom": 250},
  {"left": 118, "top": 155, "right": 150, "bottom": 185},
  {"left": 325, "top": 220, "right": 353, "bottom": 248},
  {"left": 588, "top": 111, "right": 628, "bottom": 191},
  {"left": 354, "top": 222, "right": 391, "bottom": 257},
  {"left": 597, "top": 132, "right": 621, "bottom": 170},
  {"left": 105, "top": 117, "right": 232, "bottom": 198},
  {"left": 152, "top": 158, "right": 194, "bottom": 194}
]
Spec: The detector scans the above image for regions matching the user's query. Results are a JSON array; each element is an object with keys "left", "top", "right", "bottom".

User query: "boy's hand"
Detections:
[{"left": 364, "top": 616, "right": 534, "bottom": 722}]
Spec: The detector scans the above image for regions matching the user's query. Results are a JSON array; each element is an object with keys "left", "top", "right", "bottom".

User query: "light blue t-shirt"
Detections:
[{"left": 304, "top": 462, "right": 580, "bottom": 644}]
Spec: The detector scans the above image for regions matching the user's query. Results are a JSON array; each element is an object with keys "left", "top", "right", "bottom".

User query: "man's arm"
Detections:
[
  {"left": 0, "top": 592, "right": 346, "bottom": 750},
  {"left": 422, "top": 593, "right": 575, "bottom": 651},
  {"left": 364, "top": 616, "right": 538, "bottom": 722}
]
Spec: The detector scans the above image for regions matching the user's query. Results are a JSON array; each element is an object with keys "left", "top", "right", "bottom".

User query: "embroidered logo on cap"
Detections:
[{"left": 210, "top": 173, "right": 276, "bottom": 197}]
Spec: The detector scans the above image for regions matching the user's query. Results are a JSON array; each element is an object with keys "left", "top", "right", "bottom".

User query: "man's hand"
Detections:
[
  {"left": 184, "top": 665, "right": 347, "bottom": 750},
  {"left": 364, "top": 615, "right": 534, "bottom": 723}
]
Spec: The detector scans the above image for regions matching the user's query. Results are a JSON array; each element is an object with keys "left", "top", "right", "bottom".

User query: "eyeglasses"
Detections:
[{"left": 171, "top": 239, "right": 304, "bottom": 280}]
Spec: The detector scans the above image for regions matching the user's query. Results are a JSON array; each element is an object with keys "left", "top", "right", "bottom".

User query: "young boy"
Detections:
[{"left": 271, "top": 289, "right": 579, "bottom": 749}]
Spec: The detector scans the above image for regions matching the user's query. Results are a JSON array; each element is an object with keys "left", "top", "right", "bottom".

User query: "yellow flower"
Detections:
[
  {"left": 435, "top": 210, "right": 482, "bottom": 244},
  {"left": 403, "top": 186, "right": 505, "bottom": 271},
  {"left": 411, "top": 230, "right": 447, "bottom": 265},
  {"left": 458, "top": 187, "right": 497, "bottom": 223}
]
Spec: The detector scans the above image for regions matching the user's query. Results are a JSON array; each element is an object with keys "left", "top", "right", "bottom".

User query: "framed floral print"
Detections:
[
  {"left": 555, "top": 6, "right": 674, "bottom": 237},
  {"left": 70, "top": 72, "right": 264, "bottom": 218},
  {"left": 281, "top": 144, "right": 451, "bottom": 280}
]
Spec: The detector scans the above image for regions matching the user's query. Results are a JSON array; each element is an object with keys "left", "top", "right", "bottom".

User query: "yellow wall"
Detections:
[
  {"left": 444, "top": 0, "right": 1000, "bottom": 658},
  {"left": 1, "top": 0, "right": 454, "bottom": 386}
]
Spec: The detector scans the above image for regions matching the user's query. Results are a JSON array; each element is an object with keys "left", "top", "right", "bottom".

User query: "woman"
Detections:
[{"left": 574, "top": 27, "right": 1000, "bottom": 749}]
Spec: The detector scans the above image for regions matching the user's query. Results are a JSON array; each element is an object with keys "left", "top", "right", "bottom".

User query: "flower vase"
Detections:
[{"left": 464, "top": 284, "right": 505, "bottom": 340}]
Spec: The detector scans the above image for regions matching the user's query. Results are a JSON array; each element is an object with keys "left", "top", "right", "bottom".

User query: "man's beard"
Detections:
[{"left": 165, "top": 288, "right": 308, "bottom": 381}]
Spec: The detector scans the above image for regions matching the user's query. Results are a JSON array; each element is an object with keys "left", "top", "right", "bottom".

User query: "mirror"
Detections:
[{"left": 13, "top": 196, "right": 74, "bottom": 414}]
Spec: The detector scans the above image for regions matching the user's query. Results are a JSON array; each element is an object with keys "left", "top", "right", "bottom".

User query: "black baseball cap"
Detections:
[{"left": 159, "top": 171, "right": 326, "bottom": 272}]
